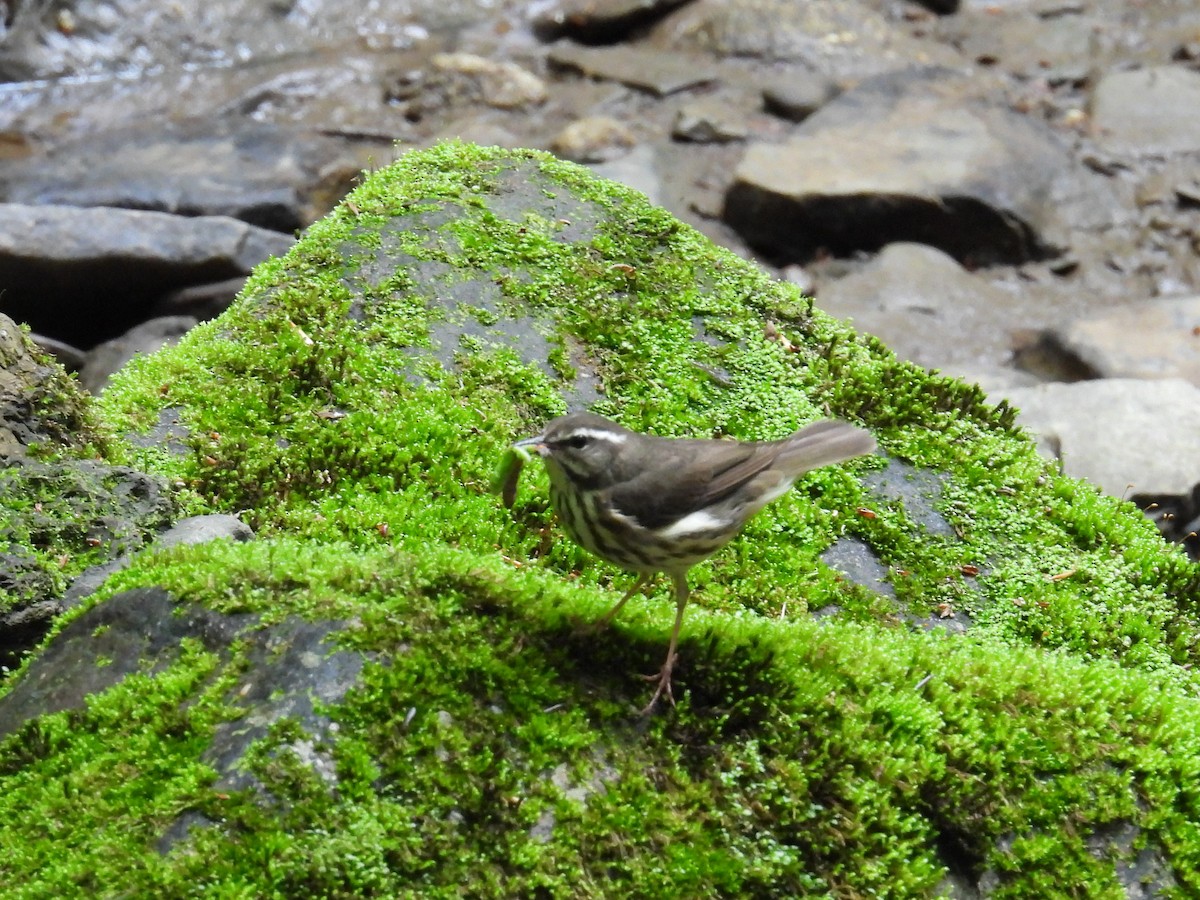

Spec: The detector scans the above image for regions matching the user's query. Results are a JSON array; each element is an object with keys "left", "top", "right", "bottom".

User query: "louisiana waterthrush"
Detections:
[{"left": 513, "top": 412, "right": 876, "bottom": 713}]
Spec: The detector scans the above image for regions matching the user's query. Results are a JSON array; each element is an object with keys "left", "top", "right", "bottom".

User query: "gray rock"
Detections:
[
  {"left": 648, "top": 0, "right": 962, "bottom": 76},
  {"left": 952, "top": 366, "right": 1044, "bottom": 396},
  {"left": 0, "top": 313, "right": 178, "bottom": 659},
  {"left": 1091, "top": 66, "right": 1200, "bottom": 156},
  {"left": 154, "top": 515, "right": 255, "bottom": 551},
  {"left": 725, "top": 71, "right": 1118, "bottom": 264},
  {"left": 997, "top": 378, "right": 1200, "bottom": 500},
  {"left": 78, "top": 316, "right": 199, "bottom": 395},
  {"left": 0, "top": 313, "right": 93, "bottom": 459},
  {"left": 671, "top": 98, "right": 748, "bottom": 143},
  {"left": 150, "top": 277, "right": 249, "bottom": 321},
  {"left": 761, "top": 74, "right": 840, "bottom": 122},
  {"left": 429, "top": 53, "right": 547, "bottom": 110},
  {"left": 821, "top": 536, "right": 895, "bottom": 599},
  {"left": 385, "top": 54, "right": 547, "bottom": 128},
  {"left": 1047, "top": 295, "right": 1200, "bottom": 384},
  {"left": 587, "top": 143, "right": 663, "bottom": 206},
  {"left": 434, "top": 116, "right": 523, "bottom": 150},
  {"left": 0, "top": 204, "right": 293, "bottom": 348},
  {"left": 550, "top": 116, "right": 637, "bottom": 163},
  {"left": 817, "top": 243, "right": 1023, "bottom": 373},
  {"left": 28, "top": 334, "right": 87, "bottom": 372},
  {"left": 546, "top": 43, "right": 717, "bottom": 97},
  {"left": 863, "top": 458, "right": 955, "bottom": 540},
  {"left": 940, "top": 4, "right": 1102, "bottom": 83},
  {"left": 0, "top": 585, "right": 364, "bottom": 849},
  {"left": 2, "top": 456, "right": 175, "bottom": 625},
  {"left": 61, "top": 516, "right": 254, "bottom": 613},
  {"left": 533, "top": 0, "right": 691, "bottom": 42},
  {"left": 0, "top": 120, "right": 357, "bottom": 232}
]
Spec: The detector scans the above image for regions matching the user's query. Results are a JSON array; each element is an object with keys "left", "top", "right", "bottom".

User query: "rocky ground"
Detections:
[{"left": 0, "top": 0, "right": 1197, "bottom": 549}]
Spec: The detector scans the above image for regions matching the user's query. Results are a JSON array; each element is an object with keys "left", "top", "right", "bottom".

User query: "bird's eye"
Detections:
[{"left": 563, "top": 434, "right": 589, "bottom": 449}]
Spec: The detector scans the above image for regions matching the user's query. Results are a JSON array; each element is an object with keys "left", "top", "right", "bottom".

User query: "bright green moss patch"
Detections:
[
  {"left": 0, "top": 636, "right": 231, "bottom": 894},
  {"left": 93, "top": 142, "right": 1200, "bottom": 690},
  {"left": 3, "top": 538, "right": 1198, "bottom": 895}
]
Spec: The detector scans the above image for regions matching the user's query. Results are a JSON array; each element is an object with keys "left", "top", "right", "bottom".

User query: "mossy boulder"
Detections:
[
  {"left": 2, "top": 142, "right": 1199, "bottom": 897},
  {"left": 0, "top": 316, "right": 175, "bottom": 669}
]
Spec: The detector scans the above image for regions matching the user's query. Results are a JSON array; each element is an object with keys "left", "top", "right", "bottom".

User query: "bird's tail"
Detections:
[{"left": 776, "top": 420, "right": 876, "bottom": 476}]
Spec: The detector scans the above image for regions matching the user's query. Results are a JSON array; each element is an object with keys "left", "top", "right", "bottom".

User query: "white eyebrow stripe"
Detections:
[
  {"left": 566, "top": 427, "right": 628, "bottom": 444},
  {"left": 654, "top": 509, "right": 726, "bottom": 538}
]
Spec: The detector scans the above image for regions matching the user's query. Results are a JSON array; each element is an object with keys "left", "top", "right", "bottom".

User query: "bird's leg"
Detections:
[
  {"left": 593, "top": 572, "right": 656, "bottom": 629},
  {"left": 640, "top": 571, "right": 690, "bottom": 715}
]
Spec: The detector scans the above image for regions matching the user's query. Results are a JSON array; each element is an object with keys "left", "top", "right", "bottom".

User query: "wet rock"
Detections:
[
  {"left": 78, "top": 316, "right": 200, "bottom": 395},
  {"left": 1090, "top": 65, "right": 1200, "bottom": 157},
  {"left": 0, "top": 204, "right": 294, "bottom": 348},
  {"left": 533, "top": 0, "right": 692, "bottom": 43},
  {"left": 0, "top": 119, "right": 359, "bottom": 232},
  {"left": 0, "top": 0, "right": 493, "bottom": 81},
  {"left": 996, "top": 377, "right": 1200, "bottom": 501},
  {"left": 724, "top": 71, "right": 1118, "bottom": 265},
  {"left": 551, "top": 115, "right": 637, "bottom": 162},
  {"left": 816, "top": 243, "right": 1021, "bottom": 374},
  {"left": 0, "top": 42, "right": 426, "bottom": 161},
  {"left": 1039, "top": 295, "right": 1200, "bottom": 384},
  {"left": 671, "top": 97, "right": 748, "bottom": 143},
  {"left": 546, "top": 43, "right": 717, "bottom": 96},
  {"left": 649, "top": 0, "right": 962, "bottom": 77}
]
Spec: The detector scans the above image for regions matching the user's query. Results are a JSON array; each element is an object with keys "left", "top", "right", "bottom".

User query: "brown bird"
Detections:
[{"left": 514, "top": 412, "right": 876, "bottom": 713}]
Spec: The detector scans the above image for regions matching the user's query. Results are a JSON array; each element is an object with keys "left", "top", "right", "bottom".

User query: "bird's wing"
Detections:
[{"left": 604, "top": 438, "right": 781, "bottom": 531}]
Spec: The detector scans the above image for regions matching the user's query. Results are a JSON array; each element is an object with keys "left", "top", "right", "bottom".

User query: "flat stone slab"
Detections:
[
  {"left": 999, "top": 377, "right": 1200, "bottom": 500},
  {"left": 547, "top": 43, "right": 717, "bottom": 96},
  {"left": 724, "top": 73, "right": 1115, "bottom": 264},
  {"left": 1055, "top": 295, "right": 1200, "bottom": 384},
  {"left": 1090, "top": 66, "right": 1200, "bottom": 156}
]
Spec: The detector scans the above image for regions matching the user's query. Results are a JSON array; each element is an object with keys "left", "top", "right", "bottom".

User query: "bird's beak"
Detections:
[{"left": 512, "top": 434, "right": 547, "bottom": 457}]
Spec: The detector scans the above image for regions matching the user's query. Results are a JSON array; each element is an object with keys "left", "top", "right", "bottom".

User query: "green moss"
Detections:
[
  {"left": 3, "top": 538, "right": 1199, "bottom": 895},
  {"left": 0, "top": 636, "right": 231, "bottom": 894},
  {"left": 0, "top": 324, "right": 151, "bottom": 615},
  {"left": 0, "top": 320, "right": 111, "bottom": 460}
]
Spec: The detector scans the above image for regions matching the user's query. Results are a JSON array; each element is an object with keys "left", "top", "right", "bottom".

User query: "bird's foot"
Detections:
[{"left": 638, "top": 653, "right": 678, "bottom": 715}]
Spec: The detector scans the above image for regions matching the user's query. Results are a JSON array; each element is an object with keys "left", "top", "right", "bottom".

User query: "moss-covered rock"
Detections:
[
  {"left": 0, "top": 315, "right": 175, "bottom": 668},
  {"left": 1, "top": 142, "right": 1198, "bottom": 896}
]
